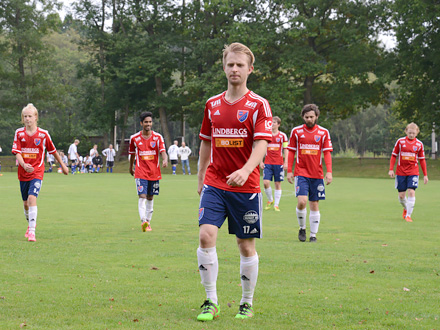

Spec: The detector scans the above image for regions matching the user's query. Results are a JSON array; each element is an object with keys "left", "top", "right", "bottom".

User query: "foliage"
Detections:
[{"left": 392, "top": 0, "right": 440, "bottom": 131}]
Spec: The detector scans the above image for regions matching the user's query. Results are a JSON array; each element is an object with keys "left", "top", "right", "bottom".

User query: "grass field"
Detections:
[{"left": 0, "top": 172, "right": 439, "bottom": 329}]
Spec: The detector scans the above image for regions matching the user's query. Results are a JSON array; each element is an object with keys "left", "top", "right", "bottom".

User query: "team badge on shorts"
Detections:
[
  {"left": 243, "top": 210, "right": 259, "bottom": 224},
  {"left": 137, "top": 185, "right": 144, "bottom": 193},
  {"left": 199, "top": 208, "right": 204, "bottom": 221},
  {"left": 314, "top": 135, "right": 321, "bottom": 142},
  {"left": 34, "top": 138, "right": 41, "bottom": 146},
  {"left": 237, "top": 110, "right": 249, "bottom": 123}
]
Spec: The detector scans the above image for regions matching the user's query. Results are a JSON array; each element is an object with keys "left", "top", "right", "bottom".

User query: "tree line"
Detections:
[{"left": 0, "top": 0, "right": 438, "bottom": 158}]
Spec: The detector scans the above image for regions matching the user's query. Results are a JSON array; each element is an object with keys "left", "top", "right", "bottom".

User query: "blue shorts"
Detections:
[
  {"left": 263, "top": 164, "right": 284, "bottom": 182},
  {"left": 136, "top": 178, "right": 159, "bottom": 196},
  {"left": 20, "top": 179, "right": 43, "bottom": 201},
  {"left": 198, "top": 185, "right": 263, "bottom": 239},
  {"left": 395, "top": 175, "right": 418, "bottom": 192},
  {"left": 295, "top": 176, "right": 325, "bottom": 201}
]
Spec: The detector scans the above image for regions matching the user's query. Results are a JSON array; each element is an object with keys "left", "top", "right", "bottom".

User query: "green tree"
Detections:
[{"left": 392, "top": 0, "right": 440, "bottom": 131}]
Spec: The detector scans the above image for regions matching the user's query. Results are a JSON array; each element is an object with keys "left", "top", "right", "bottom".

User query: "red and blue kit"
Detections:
[
  {"left": 390, "top": 137, "right": 427, "bottom": 176},
  {"left": 12, "top": 127, "right": 57, "bottom": 181},
  {"left": 287, "top": 124, "right": 333, "bottom": 179},
  {"left": 199, "top": 90, "right": 273, "bottom": 193},
  {"left": 129, "top": 131, "right": 166, "bottom": 181},
  {"left": 264, "top": 131, "right": 288, "bottom": 165}
]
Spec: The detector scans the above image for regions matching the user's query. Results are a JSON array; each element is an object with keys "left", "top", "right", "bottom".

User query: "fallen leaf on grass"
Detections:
[
  {"left": 151, "top": 267, "right": 159, "bottom": 270},
  {"left": 227, "top": 303, "right": 231, "bottom": 307},
  {"left": 382, "top": 244, "right": 388, "bottom": 246},
  {"left": 109, "top": 298, "right": 114, "bottom": 301},
  {"left": 403, "top": 287, "right": 410, "bottom": 291},
  {"left": 370, "top": 270, "right": 375, "bottom": 274},
  {"left": 19, "top": 323, "right": 26, "bottom": 328},
  {"left": 133, "top": 319, "right": 139, "bottom": 322}
]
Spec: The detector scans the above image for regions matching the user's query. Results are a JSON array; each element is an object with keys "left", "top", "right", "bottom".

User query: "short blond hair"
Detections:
[
  {"left": 222, "top": 43, "right": 255, "bottom": 67},
  {"left": 405, "top": 122, "right": 420, "bottom": 134},
  {"left": 21, "top": 103, "right": 38, "bottom": 124}
]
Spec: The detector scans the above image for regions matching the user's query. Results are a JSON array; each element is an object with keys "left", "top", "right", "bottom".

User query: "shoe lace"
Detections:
[
  {"left": 200, "top": 300, "right": 215, "bottom": 313},
  {"left": 238, "top": 303, "right": 252, "bottom": 315}
]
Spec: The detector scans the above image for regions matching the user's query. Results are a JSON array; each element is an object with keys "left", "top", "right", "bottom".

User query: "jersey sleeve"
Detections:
[
  {"left": 322, "top": 130, "right": 333, "bottom": 152},
  {"left": 418, "top": 142, "right": 425, "bottom": 159},
  {"left": 45, "top": 132, "right": 57, "bottom": 154},
  {"left": 253, "top": 101, "right": 272, "bottom": 141},
  {"left": 11, "top": 129, "right": 21, "bottom": 154},
  {"left": 129, "top": 136, "right": 136, "bottom": 154},
  {"left": 199, "top": 104, "right": 212, "bottom": 141},
  {"left": 287, "top": 129, "right": 297, "bottom": 151},
  {"left": 159, "top": 135, "right": 166, "bottom": 153},
  {"left": 391, "top": 141, "right": 400, "bottom": 156}
]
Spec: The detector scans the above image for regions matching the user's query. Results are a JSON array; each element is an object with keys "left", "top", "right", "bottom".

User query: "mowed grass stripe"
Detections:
[{"left": 0, "top": 173, "right": 439, "bottom": 329}]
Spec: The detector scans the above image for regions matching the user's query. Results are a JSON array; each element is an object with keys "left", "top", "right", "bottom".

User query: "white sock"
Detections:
[
  {"left": 24, "top": 208, "right": 29, "bottom": 223},
  {"left": 240, "top": 253, "right": 259, "bottom": 306},
  {"left": 399, "top": 197, "right": 407, "bottom": 210},
  {"left": 296, "top": 207, "right": 307, "bottom": 229},
  {"left": 28, "top": 206, "right": 37, "bottom": 233},
  {"left": 197, "top": 247, "right": 218, "bottom": 305},
  {"left": 264, "top": 187, "right": 273, "bottom": 202},
  {"left": 138, "top": 198, "right": 147, "bottom": 222},
  {"left": 274, "top": 190, "right": 282, "bottom": 207},
  {"left": 406, "top": 197, "right": 415, "bottom": 217},
  {"left": 309, "top": 211, "right": 320, "bottom": 237},
  {"left": 146, "top": 199, "right": 154, "bottom": 221}
]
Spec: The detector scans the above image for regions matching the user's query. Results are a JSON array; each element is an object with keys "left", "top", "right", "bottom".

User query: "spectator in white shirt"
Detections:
[
  {"left": 168, "top": 140, "right": 179, "bottom": 175},
  {"left": 178, "top": 141, "right": 192, "bottom": 175},
  {"left": 102, "top": 144, "right": 116, "bottom": 173}
]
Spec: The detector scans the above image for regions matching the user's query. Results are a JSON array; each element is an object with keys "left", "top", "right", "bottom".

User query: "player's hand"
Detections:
[
  {"left": 226, "top": 168, "right": 250, "bottom": 187},
  {"left": 388, "top": 170, "right": 395, "bottom": 178},
  {"left": 129, "top": 167, "right": 134, "bottom": 176},
  {"left": 283, "top": 162, "right": 288, "bottom": 171},
  {"left": 61, "top": 164, "right": 69, "bottom": 175},
  {"left": 23, "top": 163, "right": 34, "bottom": 173},
  {"left": 287, "top": 172, "right": 294, "bottom": 184},
  {"left": 259, "top": 162, "right": 265, "bottom": 170},
  {"left": 424, "top": 176, "right": 429, "bottom": 184},
  {"left": 325, "top": 172, "right": 332, "bottom": 185},
  {"left": 162, "top": 160, "right": 168, "bottom": 168}
]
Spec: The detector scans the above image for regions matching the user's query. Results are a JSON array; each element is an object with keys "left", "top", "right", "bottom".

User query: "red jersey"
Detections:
[
  {"left": 264, "top": 131, "right": 288, "bottom": 165},
  {"left": 129, "top": 131, "right": 166, "bottom": 181},
  {"left": 12, "top": 127, "right": 57, "bottom": 181},
  {"left": 199, "top": 90, "right": 273, "bottom": 193},
  {"left": 287, "top": 124, "right": 333, "bottom": 179},
  {"left": 390, "top": 137, "right": 425, "bottom": 176}
]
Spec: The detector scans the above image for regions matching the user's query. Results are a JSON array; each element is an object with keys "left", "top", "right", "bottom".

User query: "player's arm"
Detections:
[
  {"left": 129, "top": 154, "right": 135, "bottom": 176},
  {"left": 283, "top": 143, "right": 289, "bottom": 170},
  {"left": 419, "top": 158, "right": 428, "bottom": 184},
  {"left": 323, "top": 150, "right": 332, "bottom": 185},
  {"left": 286, "top": 149, "right": 296, "bottom": 184},
  {"left": 53, "top": 151, "right": 69, "bottom": 175},
  {"left": 161, "top": 151, "right": 168, "bottom": 167},
  {"left": 388, "top": 154, "right": 397, "bottom": 178},
  {"left": 198, "top": 140, "right": 211, "bottom": 195},
  {"left": 226, "top": 139, "right": 268, "bottom": 187},
  {"left": 15, "top": 153, "right": 34, "bottom": 173}
]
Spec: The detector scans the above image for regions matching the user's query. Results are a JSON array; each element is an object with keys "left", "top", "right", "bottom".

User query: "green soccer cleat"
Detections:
[
  {"left": 141, "top": 221, "right": 150, "bottom": 232},
  {"left": 264, "top": 201, "right": 274, "bottom": 210},
  {"left": 197, "top": 299, "right": 220, "bottom": 321},
  {"left": 235, "top": 302, "right": 254, "bottom": 319}
]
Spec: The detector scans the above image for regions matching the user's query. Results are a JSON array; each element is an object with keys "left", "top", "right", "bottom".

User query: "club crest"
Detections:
[
  {"left": 413, "top": 146, "right": 418, "bottom": 152},
  {"left": 34, "top": 138, "right": 41, "bottom": 146},
  {"left": 276, "top": 138, "right": 280, "bottom": 143},
  {"left": 150, "top": 141, "right": 156, "bottom": 148},
  {"left": 314, "top": 135, "right": 321, "bottom": 143},
  {"left": 199, "top": 208, "right": 204, "bottom": 221},
  {"left": 137, "top": 185, "right": 144, "bottom": 193},
  {"left": 237, "top": 110, "right": 249, "bottom": 123}
]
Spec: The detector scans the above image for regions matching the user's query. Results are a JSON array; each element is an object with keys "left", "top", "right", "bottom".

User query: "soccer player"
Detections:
[
  {"left": 68, "top": 139, "right": 80, "bottom": 174},
  {"left": 197, "top": 42, "right": 272, "bottom": 321},
  {"left": 388, "top": 123, "right": 428, "bottom": 222},
  {"left": 167, "top": 140, "right": 179, "bottom": 175},
  {"left": 260, "top": 116, "right": 288, "bottom": 211},
  {"left": 12, "top": 103, "right": 69, "bottom": 242},
  {"left": 286, "top": 104, "right": 333, "bottom": 243},
  {"left": 178, "top": 141, "right": 192, "bottom": 175},
  {"left": 102, "top": 144, "right": 116, "bottom": 173},
  {"left": 129, "top": 112, "right": 168, "bottom": 232}
]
